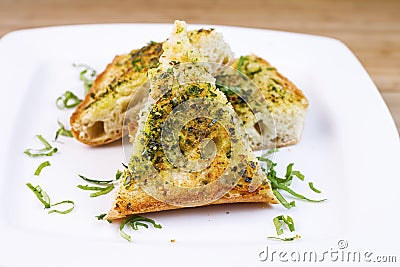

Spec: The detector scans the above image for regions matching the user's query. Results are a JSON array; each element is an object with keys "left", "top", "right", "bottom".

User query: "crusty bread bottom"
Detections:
[{"left": 106, "top": 188, "right": 277, "bottom": 220}]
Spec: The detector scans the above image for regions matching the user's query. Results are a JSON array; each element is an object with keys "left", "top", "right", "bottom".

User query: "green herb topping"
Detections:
[
  {"left": 267, "top": 235, "right": 301, "bottom": 241},
  {"left": 34, "top": 161, "right": 51, "bottom": 176},
  {"left": 55, "top": 121, "right": 73, "bottom": 140},
  {"left": 96, "top": 213, "right": 112, "bottom": 223},
  {"left": 308, "top": 182, "right": 322, "bottom": 193},
  {"left": 258, "top": 149, "right": 326, "bottom": 209},
  {"left": 24, "top": 135, "right": 58, "bottom": 157},
  {"left": 268, "top": 215, "right": 300, "bottom": 241},
  {"left": 77, "top": 169, "right": 122, "bottom": 197},
  {"left": 119, "top": 215, "right": 162, "bottom": 242},
  {"left": 237, "top": 56, "right": 245, "bottom": 77},
  {"left": 56, "top": 91, "right": 82, "bottom": 109},
  {"left": 73, "top": 63, "right": 97, "bottom": 94},
  {"left": 26, "top": 183, "right": 74, "bottom": 214},
  {"left": 272, "top": 215, "right": 295, "bottom": 235}
]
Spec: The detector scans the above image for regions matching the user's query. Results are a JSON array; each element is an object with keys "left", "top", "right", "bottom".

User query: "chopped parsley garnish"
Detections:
[
  {"left": 26, "top": 183, "right": 50, "bottom": 208},
  {"left": 215, "top": 84, "right": 240, "bottom": 96},
  {"left": 77, "top": 184, "right": 114, "bottom": 197},
  {"left": 96, "top": 213, "right": 112, "bottom": 223},
  {"left": 55, "top": 121, "right": 73, "bottom": 140},
  {"left": 267, "top": 235, "right": 301, "bottom": 241},
  {"left": 115, "top": 170, "right": 123, "bottom": 180},
  {"left": 119, "top": 215, "right": 162, "bottom": 242},
  {"left": 73, "top": 63, "right": 97, "bottom": 94},
  {"left": 96, "top": 213, "right": 107, "bottom": 220},
  {"left": 77, "top": 174, "right": 114, "bottom": 184},
  {"left": 56, "top": 91, "right": 82, "bottom": 109},
  {"left": 258, "top": 149, "right": 326, "bottom": 209},
  {"left": 48, "top": 200, "right": 75, "bottom": 214},
  {"left": 308, "top": 182, "right": 322, "bottom": 193},
  {"left": 268, "top": 215, "right": 299, "bottom": 241},
  {"left": 237, "top": 56, "right": 245, "bottom": 77},
  {"left": 272, "top": 215, "right": 295, "bottom": 235},
  {"left": 24, "top": 135, "right": 58, "bottom": 157},
  {"left": 26, "top": 183, "right": 74, "bottom": 214},
  {"left": 34, "top": 161, "right": 51, "bottom": 176},
  {"left": 77, "top": 169, "right": 122, "bottom": 197}
]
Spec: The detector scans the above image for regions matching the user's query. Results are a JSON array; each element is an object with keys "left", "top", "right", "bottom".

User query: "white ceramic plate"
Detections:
[{"left": 0, "top": 24, "right": 399, "bottom": 267}]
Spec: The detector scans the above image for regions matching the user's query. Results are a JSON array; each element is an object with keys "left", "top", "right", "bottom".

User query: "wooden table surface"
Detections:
[{"left": 1, "top": 0, "right": 399, "bottom": 133}]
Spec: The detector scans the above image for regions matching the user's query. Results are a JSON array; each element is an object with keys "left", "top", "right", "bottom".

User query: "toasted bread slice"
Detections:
[
  {"left": 70, "top": 42, "right": 163, "bottom": 145},
  {"left": 106, "top": 21, "right": 277, "bottom": 219},
  {"left": 218, "top": 55, "right": 308, "bottom": 150},
  {"left": 70, "top": 27, "right": 234, "bottom": 146}
]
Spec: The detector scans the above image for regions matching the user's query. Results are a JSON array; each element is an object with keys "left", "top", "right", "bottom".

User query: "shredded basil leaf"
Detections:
[
  {"left": 96, "top": 213, "right": 107, "bottom": 220},
  {"left": 267, "top": 235, "right": 301, "bottom": 242},
  {"left": 24, "top": 135, "right": 58, "bottom": 157},
  {"left": 292, "top": 170, "right": 305, "bottom": 181},
  {"left": 56, "top": 91, "right": 82, "bottom": 109},
  {"left": 34, "top": 161, "right": 51, "bottom": 176},
  {"left": 77, "top": 171, "right": 121, "bottom": 197},
  {"left": 77, "top": 184, "right": 114, "bottom": 197},
  {"left": 273, "top": 215, "right": 295, "bottom": 236},
  {"left": 258, "top": 153, "right": 326, "bottom": 208},
  {"left": 272, "top": 189, "right": 295, "bottom": 209},
  {"left": 115, "top": 170, "right": 123, "bottom": 180},
  {"left": 26, "top": 183, "right": 74, "bottom": 214},
  {"left": 96, "top": 213, "right": 112, "bottom": 223},
  {"left": 48, "top": 200, "right": 74, "bottom": 214},
  {"left": 26, "top": 183, "right": 51, "bottom": 208},
  {"left": 77, "top": 184, "right": 106, "bottom": 191},
  {"left": 269, "top": 175, "right": 326, "bottom": 203},
  {"left": 259, "top": 148, "right": 279, "bottom": 159},
  {"left": 273, "top": 216, "right": 284, "bottom": 235},
  {"left": 78, "top": 174, "right": 113, "bottom": 185},
  {"left": 89, "top": 184, "right": 114, "bottom": 197},
  {"left": 55, "top": 121, "right": 73, "bottom": 140},
  {"left": 215, "top": 84, "right": 240, "bottom": 96},
  {"left": 73, "top": 63, "right": 97, "bottom": 95},
  {"left": 120, "top": 223, "right": 132, "bottom": 242},
  {"left": 120, "top": 215, "right": 162, "bottom": 242},
  {"left": 237, "top": 56, "right": 245, "bottom": 76},
  {"left": 308, "top": 182, "right": 322, "bottom": 193}
]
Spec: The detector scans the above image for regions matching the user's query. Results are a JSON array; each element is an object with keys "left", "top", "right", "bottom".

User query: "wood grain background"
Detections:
[{"left": 1, "top": 0, "right": 399, "bottom": 133}]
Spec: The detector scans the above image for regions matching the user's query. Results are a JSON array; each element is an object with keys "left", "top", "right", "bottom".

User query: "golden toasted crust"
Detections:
[
  {"left": 246, "top": 55, "right": 307, "bottom": 108},
  {"left": 107, "top": 174, "right": 278, "bottom": 220},
  {"left": 106, "top": 181, "right": 277, "bottom": 220},
  {"left": 70, "top": 55, "right": 127, "bottom": 145}
]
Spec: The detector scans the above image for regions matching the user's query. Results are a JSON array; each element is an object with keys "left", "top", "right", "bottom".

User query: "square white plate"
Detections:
[{"left": 0, "top": 24, "right": 399, "bottom": 267}]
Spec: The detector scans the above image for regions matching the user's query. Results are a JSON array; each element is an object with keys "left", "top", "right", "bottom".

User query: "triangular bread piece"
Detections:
[
  {"left": 106, "top": 21, "right": 277, "bottom": 220},
  {"left": 219, "top": 55, "right": 308, "bottom": 150},
  {"left": 70, "top": 27, "right": 233, "bottom": 146},
  {"left": 70, "top": 42, "right": 163, "bottom": 145}
]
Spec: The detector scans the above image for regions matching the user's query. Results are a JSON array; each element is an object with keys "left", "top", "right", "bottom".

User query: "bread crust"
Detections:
[
  {"left": 70, "top": 42, "right": 163, "bottom": 146},
  {"left": 226, "top": 54, "right": 309, "bottom": 150},
  {"left": 106, "top": 187, "right": 277, "bottom": 220},
  {"left": 70, "top": 55, "right": 128, "bottom": 145}
]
